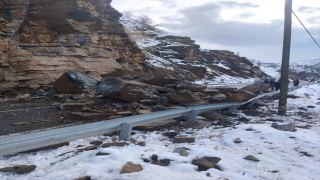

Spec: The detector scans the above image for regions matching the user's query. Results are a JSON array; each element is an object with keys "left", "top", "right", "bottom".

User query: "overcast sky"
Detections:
[{"left": 112, "top": 0, "right": 320, "bottom": 63}]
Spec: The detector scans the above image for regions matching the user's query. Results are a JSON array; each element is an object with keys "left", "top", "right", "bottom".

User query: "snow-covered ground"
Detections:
[{"left": 1, "top": 83, "right": 320, "bottom": 180}]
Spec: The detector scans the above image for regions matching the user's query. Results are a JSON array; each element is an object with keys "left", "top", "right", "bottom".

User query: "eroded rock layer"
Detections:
[{"left": 0, "top": 0, "right": 144, "bottom": 89}]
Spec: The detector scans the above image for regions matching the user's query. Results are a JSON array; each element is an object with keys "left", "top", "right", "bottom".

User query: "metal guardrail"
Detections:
[{"left": 0, "top": 86, "right": 301, "bottom": 156}]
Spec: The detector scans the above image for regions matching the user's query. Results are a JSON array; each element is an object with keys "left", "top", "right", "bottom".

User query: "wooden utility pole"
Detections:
[{"left": 278, "top": 0, "right": 292, "bottom": 115}]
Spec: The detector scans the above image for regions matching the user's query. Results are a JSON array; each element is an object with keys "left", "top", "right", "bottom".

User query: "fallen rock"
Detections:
[
  {"left": 78, "top": 145, "right": 99, "bottom": 152},
  {"left": 234, "top": 138, "right": 241, "bottom": 143},
  {"left": 239, "top": 83, "right": 270, "bottom": 94},
  {"left": 120, "top": 162, "right": 142, "bottom": 174},
  {"left": 54, "top": 72, "right": 99, "bottom": 94},
  {"left": 96, "top": 152, "right": 110, "bottom": 156},
  {"left": 154, "top": 86, "right": 175, "bottom": 94},
  {"left": 11, "top": 122, "right": 28, "bottom": 126},
  {"left": 173, "top": 147, "right": 189, "bottom": 156},
  {"left": 155, "top": 159, "right": 171, "bottom": 166},
  {"left": 176, "top": 81, "right": 207, "bottom": 92},
  {"left": 226, "top": 90, "right": 256, "bottom": 102},
  {"left": 207, "top": 94, "right": 227, "bottom": 102},
  {"left": 98, "top": 78, "right": 157, "bottom": 102},
  {"left": 145, "top": 76, "right": 177, "bottom": 86},
  {"left": 202, "top": 88, "right": 220, "bottom": 96},
  {"left": 163, "top": 131, "right": 179, "bottom": 138},
  {"left": 90, "top": 141, "right": 103, "bottom": 145},
  {"left": 77, "top": 176, "right": 91, "bottom": 180},
  {"left": 167, "top": 93, "right": 201, "bottom": 103},
  {"left": 0, "top": 165, "right": 37, "bottom": 174},
  {"left": 192, "top": 157, "right": 221, "bottom": 171},
  {"left": 181, "top": 120, "right": 212, "bottom": 129},
  {"left": 136, "top": 142, "right": 146, "bottom": 146},
  {"left": 244, "top": 155, "right": 259, "bottom": 161},
  {"left": 101, "top": 142, "right": 130, "bottom": 148},
  {"left": 271, "top": 122, "right": 295, "bottom": 132},
  {"left": 173, "top": 136, "right": 195, "bottom": 143}
]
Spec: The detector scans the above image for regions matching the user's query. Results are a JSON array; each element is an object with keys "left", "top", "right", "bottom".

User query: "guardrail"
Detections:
[{"left": 0, "top": 86, "right": 301, "bottom": 156}]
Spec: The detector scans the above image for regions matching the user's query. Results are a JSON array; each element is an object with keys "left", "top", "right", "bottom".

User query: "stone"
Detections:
[
  {"left": 239, "top": 83, "right": 270, "bottom": 94},
  {"left": 136, "top": 142, "right": 146, "bottom": 146},
  {"left": 78, "top": 145, "right": 99, "bottom": 152},
  {"left": 167, "top": 93, "right": 201, "bottom": 103},
  {"left": 96, "top": 152, "right": 110, "bottom": 156},
  {"left": 192, "top": 157, "right": 221, "bottom": 171},
  {"left": 155, "top": 159, "right": 171, "bottom": 166},
  {"left": 202, "top": 88, "right": 220, "bottom": 96},
  {"left": 173, "top": 136, "right": 195, "bottom": 143},
  {"left": 181, "top": 120, "right": 212, "bottom": 129},
  {"left": 60, "top": 103, "right": 87, "bottom": 110},
  {"left": 22, "top": 142, "right": 69, "bottom": 153},
  {"left": 208, "top": 113, "right": 222, "bottom": 120},
  {"left": 98, "top": 78, "right": 157, "bottom": 102},
  {"left": 133, "top": 119, "right": 179, "bottom": 131},
  {"left": 271, "top": 122, "right": 295, "bottom": 132},
  {"left": 218, "top": 119, "right": 233, "bottom": 127},
  {"left": 0, "top": 165, "right": 37, "bottom": 174},
  {"left": 54, "top": 72, "right": 99, "bottom": 94},
  {"left": 173, "top": 147, "right": 189, "bottom": 156},
  {"left": 90, "top": 141, "right": 103, "bottom": 145},
  {"left": 234, "top": 138, "right": 241, "bottom": 143},
  {"left": 11, "top": 122, "right": 28, "bottom": 126},
  {"left": 145, "top": 76, "right": 177, "bottom": 86},
  {"left": 176, "top": 81, "right": 207, "bottom": 92},
  {"left": 101, "top": 142, "right": 130, "bottom": 148},
  {"left": 163, "top": 131, "right": 178, "bottom": 138},
  {"left": 244, "top": 155, "right": 259, "bottom": 161},
  {"left": 137, "top": 109, "right": 152, "bottom": 114},
  {"left": 77, "top": 176, "right": 91, "bottom": 180},
  {"left": 120, "top": 162, "right": 142, "bottom": 174},
  {"left": 207, "top": 94, "right": 227, "bottom": 102},
  {"left": 154, "top": 86, "right": 175, "bottom": 94},
  {"left": 226, "top": 90, "right": 256, "bottom": 102}
]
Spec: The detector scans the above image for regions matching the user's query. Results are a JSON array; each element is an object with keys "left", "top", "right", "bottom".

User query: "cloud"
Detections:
[
  {"left": 297, "top": 6, "right": 320, "bottom": 14},
  {"left": 307, "top": 16, "right": 320, "bottom": 25},
  {"left": 238, "top": 12, "right": 256, "bottom": 19}
]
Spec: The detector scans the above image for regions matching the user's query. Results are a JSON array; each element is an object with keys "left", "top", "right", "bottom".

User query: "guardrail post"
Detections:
[
  {"left": 246, "top": 99, "right": 258, "bottom": 108},
  {"left": 187, "top": 109, "right": 199, "bottom": 123},
  {"left": 119, "top": 123, "right": 132, "bottom": 141},
  {"left": 227, "top": 105, "right": 238, "bottom": 114}
]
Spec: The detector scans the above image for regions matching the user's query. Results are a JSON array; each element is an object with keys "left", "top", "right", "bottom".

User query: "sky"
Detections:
[
  {"left": 1, "top": 82, "right": 320, "bottom": 179},
  {"left": 111, "top": 0, "right": 320, "bottom": 63}
]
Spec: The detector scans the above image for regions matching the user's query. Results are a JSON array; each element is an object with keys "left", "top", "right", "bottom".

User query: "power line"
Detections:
[{"left": 292, "top": 10, "right": 320, "bottom": 49}]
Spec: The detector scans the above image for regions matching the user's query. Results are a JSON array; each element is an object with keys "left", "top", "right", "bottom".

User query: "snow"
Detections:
[{"left": 1, "top": 84, "right": 320, "bottom": 180}]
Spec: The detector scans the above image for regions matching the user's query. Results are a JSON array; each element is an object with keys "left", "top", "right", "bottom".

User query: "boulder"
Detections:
[
  {"left": 215, "top": 87, "right": 237, "bottom": 95},
  {"left": 202, "top": 88, "right": 220, "bottom": 96},
  {"left": 239, "top": 83, "right": 270, "bottom": 94},
  {"left": 176, "top": 81, "right": 207, "bottom": 92},
  {"left": 271, "top": 122, "right": 295, "bottom": 132},
  {"left": 98, "top": 78, "right": 157, "bottom": 102},
  {"left": 54, "top": 72, "right": 99, "bottom": 94},
  {"left": 226, "top": 90, "right": 256, "bottom": 102},
  {"left": 145, "top": 76, "right": 177, "bottom": 86},
  {"left": 0, "top": 165, "right": 37, "bottom": 174},
  {"left": 167, "top": 93, "right": 201, "bottom": 103},
  {"left": 173, "top": 136, "right": 195, "bottom": 143},
  {"left": 192, "top": 157, "right": 221, "bottom": 171},
  {"left": 120, "top": 162, "right": 142, "bottom": 174},
  {"left": 244, "top": 155, "right": 259, "bottom": 161},
  {"left": 207, "top": 94, "right": 227, "bottom": 102}
]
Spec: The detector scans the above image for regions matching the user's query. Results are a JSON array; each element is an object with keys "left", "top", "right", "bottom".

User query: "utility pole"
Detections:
[{"left": 278, "top": 0, "right": 292, "bottom": 115}]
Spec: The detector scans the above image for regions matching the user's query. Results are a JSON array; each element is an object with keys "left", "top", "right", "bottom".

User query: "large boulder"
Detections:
[
  {"left": 145, "top": 76, "right": 178, "bottom": 86},
  {"left": 167, "top": 92, "right": 201, "bottom": 104},
  {"left": 98, "top": 78, "right": 157, "bottom": 102},
  {"left": 54, "top": 72, "right": 99, "bottom": 94},
  {"left": 239, "top": 83, "right": 270, "bottom": 94},
  {"left": 176, "top": 81, "right": 207, "bottom": 92},
  {"left": 226, "top": 90, "right": 256, "bottom": 102}
]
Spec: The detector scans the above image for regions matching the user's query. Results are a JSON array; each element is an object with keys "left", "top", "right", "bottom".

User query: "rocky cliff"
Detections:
[{"left": 0, "top": 0, "right": 144, "bottom": 89}]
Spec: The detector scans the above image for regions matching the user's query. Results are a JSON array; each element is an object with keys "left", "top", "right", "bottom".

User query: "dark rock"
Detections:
[
  {"left": 234, "top": 138, "right": 241, "bottom": 143},
  {"left": 96, "top": 152, "right": 110, "bottom": 156},
  {"left": 136, "top": 142, "right": 146, "bottom": 146},
  {"left": 54, "top": 72, "right": 99, "bottom": 94},
  {"left": 101, "top": 142, "right": 130, "bottom": 148},
  {"left": 151, "top": 154, "right": 158, "bottom": 162},
  {"left": 218, "top": 119, "right": 233, "bottom": 127},
  {"left": 202, "top": 89, "right": 220, "bottom": 96},
  {"left": 0, "top": 165, "right": 37, "bottom": 174},
  {"left": 155, "top": 159, "right": 171, "bottom": 166},
  {"left": 271, "top": 123, "right": 295, "bottom": 132},
  {"left": 207, "top": 94, "right": 227, "bottom": 102},
  {"left": 140, "top": 99, "right": 157, "bottom": 105},
  {"left": 120, "top": 162, "right": 142, "bottom": 174},
  {"left": 173, "top": 136, "right": 195, "bottom": 143},
  {"left": 167, "top": 93, "right": 201, "bottom": 103},
  {"left": 78, "top": 145, "right": 99, "bottom": 152},
  {"left": 192, "top": 157, "right": 221, "bottom": 171},
  {"left": 163, "top": 131, "right": 179, "bottom": 138},
  {"left": 22, "top": 142, "right": 69, "bottom": 153},
  {"left": 98, "top": 78, "right": 157, "bottom": 102},
  {"left": 77, "top": 176, "right": 91, "bottom": 180},
  {"left": 133, "top": 119, "right": 179, "bottom": 131},
  {"left": 145, "top": 76, "right": 177, "bottom": 86},
  {"left": 176, "top": 81, "right": 207, "bottom": 92},
  {"left": 90, "top": 141, "right": 103, "bottom": 145},
  {"left": 154, "top": 86, "right": 175, "bottom": 94},
  {"left": 307, "top": 105, "right": 315, "bottom": 108},
  {"left": 181, "top": 120, "right": 212, "bottom": 129},
  {"left": 244, "top": 155, "right": 259, "bottom": 161}
]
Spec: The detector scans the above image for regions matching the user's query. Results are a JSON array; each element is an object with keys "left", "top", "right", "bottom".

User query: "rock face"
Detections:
[{"left": 0, "top": 0, "right": 144, "bottom": 89}]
